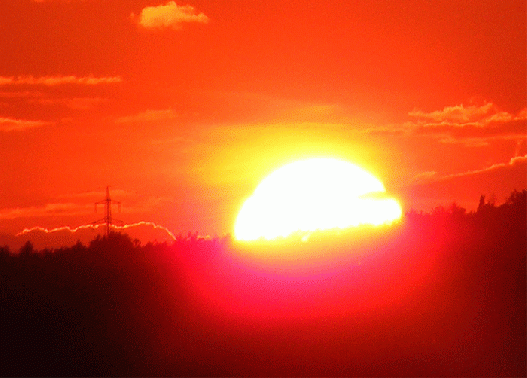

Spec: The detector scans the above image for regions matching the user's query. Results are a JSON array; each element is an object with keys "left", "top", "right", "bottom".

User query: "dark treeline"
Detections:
[{"left": 1, "top": 190, "right": 525, "bottom": 376}]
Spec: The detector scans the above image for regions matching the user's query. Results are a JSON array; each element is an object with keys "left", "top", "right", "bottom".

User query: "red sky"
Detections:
[{"left": 0, "top": 0, "right": 525, "bottom": 237}]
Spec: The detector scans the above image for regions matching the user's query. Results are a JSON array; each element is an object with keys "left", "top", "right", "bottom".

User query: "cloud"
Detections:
[
  {"left": 67, "top": 97, "right": 107, "bottom": 110},
  {"left": 32, "top": 0, "right": 84, "bottom": 2},
  {"left": 32, "top": 0, "right": 81, "bottom": 2},
  {"left": 57, "top": 188, "right": 133, "bottom": 201},
  {"left": 132, "top": 1, "right": 209, "bottom": 30},
  {"left": 57, "top": 189, "right": 176, "bottom": 217},
  {"left": 360, "top": 126, "right": 406, "bottom": 136},
  {"left": 0, "top": 117, "right": 52, "bottom": 131},
  {"left": 404, "top": 155, "right": 527, "bottom": 210},
  {"left": 150, "top": 136, "right": 194, "bottom": 145},
  {"left": 0, "top": 91, "right": 43, "bottom": 99},
  {"left": 0, "top": 203, "right": 91, "bottom": 220},
  {"left": 408, "top": 155, "right": 527, "bottom": 187},
  {"left": 415, "top": 118, "right": 526, "bottom": 145},
  {"left": 409, "top": 170, "right": 438, "bottom": 185},
  {"left": 4, "top": 222, "right": 176, "bottom": 251},
  {"left": 115, "top": 109, "right": 178, "bottom": 123},
  {"left": 408, "top": 103, "right": 496, "bottom": 123},
  {"left": 408, "top": 102, "right": 525, "bottom": 127},
  {"left": 0, "top": 75, "right": 123, "bottom": 86},
  {"left": 434, "top": 155, "right": 527, "bottom": 182},
  {"left": 34, "top": 97, "right": 107, "bottom": 110},
  {"left": 405, "top": 103, "right": 527, "bottom": 145},
  {"left": 0, "top": 188, "right": 173, "bottom": 224},
  {"left": 335, "top": 102, "right": 525, "bottom": 144}
]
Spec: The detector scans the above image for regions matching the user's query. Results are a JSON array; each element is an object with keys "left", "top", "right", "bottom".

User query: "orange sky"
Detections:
[{"left": 0, "top": 0, "right": 525, "bottom": 237}]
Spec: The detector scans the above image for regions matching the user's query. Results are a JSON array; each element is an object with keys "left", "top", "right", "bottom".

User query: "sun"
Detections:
[{"left": 234, "top": 157, "right": 402, "bottom": 241}]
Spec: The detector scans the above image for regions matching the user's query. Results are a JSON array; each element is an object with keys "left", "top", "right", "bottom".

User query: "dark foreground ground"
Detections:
[{"left": 1, "top": 193, "right": 526, "bottom": 376}]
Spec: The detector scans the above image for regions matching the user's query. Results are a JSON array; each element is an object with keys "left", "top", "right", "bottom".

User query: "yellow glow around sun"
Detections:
[{"left": 234, "top": 158, "right": 402, "bottom": 240}]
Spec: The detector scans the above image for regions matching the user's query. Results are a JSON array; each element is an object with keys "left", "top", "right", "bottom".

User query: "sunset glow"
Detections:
[
  {"left": 1, "top": 1, "right": 526, "bottom": 375},
  {"left": 234, "top": 158, "right": 402, "bottom": 240},
  {"left": 0, "top": 1, "right": 524, "bottom": 237}
]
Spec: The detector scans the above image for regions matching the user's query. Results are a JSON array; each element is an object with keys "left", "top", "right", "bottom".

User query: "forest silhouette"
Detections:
[{"left": 1, "top": 190, "right": 525, "bottom": 376}]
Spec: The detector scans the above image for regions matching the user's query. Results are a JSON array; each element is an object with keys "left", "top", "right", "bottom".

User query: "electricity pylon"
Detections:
[{"left": 94, "top": 186, "right": 123, "bottom": 237}]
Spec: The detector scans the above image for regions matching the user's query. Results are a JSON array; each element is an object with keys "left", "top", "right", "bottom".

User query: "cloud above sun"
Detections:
[
  {"left": 411, "top": 155, "right": 527, "bottom": 185},
  {"left": 115, "top": 109, "right": 178, "bottom": 123},
  {"left": 132, "top": 1, "right": 209, "bottom": 30},
  {"left": 408, "top": 103, "right": 503, "bottom": 123},
  {"left": 0, "top": 117, "right": 51, "bottom": 132},
  {"left": 0, "top": 75, "right": 122, "bottom": 86},
  {"left": 407, "top": 103, "right": 527, "bottom": 145},
  {"left": 32, "top": 0, "right": 89, "bottom": 2},
  {"left": 42, "top": 97, "right": 107, "bottom": 110},
  {"left": 361, "top": 102, "right": 526, "bottom": 146},
  {"left": 0, "top": 203, "right": 88, "bottom": 220}
]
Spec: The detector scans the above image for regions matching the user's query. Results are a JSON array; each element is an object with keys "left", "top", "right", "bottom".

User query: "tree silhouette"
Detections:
[
  {"left": 19, "top": 240, "right": 34, "bottom": 256},
  {"left": 1, "top": 190, "right": 525, "bottom": 376}
]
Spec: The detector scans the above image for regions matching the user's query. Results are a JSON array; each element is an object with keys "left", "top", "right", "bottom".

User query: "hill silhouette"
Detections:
[{"left": 1, "top": 190, "right": 525, "bottom": 376}]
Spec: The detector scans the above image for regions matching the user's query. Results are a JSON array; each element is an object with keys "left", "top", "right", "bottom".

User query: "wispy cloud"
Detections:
[
  {"left": 66, "top": 97, "right": 107, "bottom": 110},
  {"left": 0, "top": 91, "right": 43, "bottom": 99},
  {"left": 435, "top": 155, "right": 527, "bottom": 181},
  {"left": 10, "top": 221, "right": 176, "bottom": 250},
  {"left": 150, "top": 136, "right": 193, "bottom": 145},
  {"left": 404, "top": 155, "right": 527, "bottom": 210},
  {"left": 57, "top": 188, "right": 131, "bottom": 201},
  {"left": 132, "top": 1, "right": 209, "bottom": 30},
  {"left": 32, "top": 0, "right": 88, "bottom": 2},
  {"left": 0, "top": 75, "right": 123, "bottom": 86},
  {"left": 0, "top": 193, "right": 176, "bottom": 228},
  {"left": 368, "top": 103, "right": 527, "bottom": 146},
  {"left": 0, "top": 203, "right": 90, "bottom": 220},
  {"left": 34, "top": 97, "right": 107, "bottom": 110},
  {"left": 56, "top": 189, "right": 175, "bottom": 215},
  {"left": 408, "top": 103, "right": 498, "bottom": 124},
  {"left": 407, "top": 103, "right": 526, "bottom": 142},
  {"left": 115, "top": 109, "right": 178, "bottom": 123},
  {"left": 0, "top": 117, "right": 52, "bottom": 132},
  {"left": 409, "top": 170, "right": 438, "bottom": 185},
  {"left": 409, "top": 155, "right": 527, "bottom": 186}
]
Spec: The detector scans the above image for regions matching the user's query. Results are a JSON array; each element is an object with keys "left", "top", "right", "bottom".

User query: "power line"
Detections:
[{"left": 94, "top": 186, "right": 123, "bottom": 237}]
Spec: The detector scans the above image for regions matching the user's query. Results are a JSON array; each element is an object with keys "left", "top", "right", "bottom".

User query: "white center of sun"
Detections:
[{"left": 234, "top": 158, "right": 402, "bottom": 241}]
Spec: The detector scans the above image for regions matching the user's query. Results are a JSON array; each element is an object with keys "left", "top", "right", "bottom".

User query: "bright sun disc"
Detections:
[{"left": 234, "top": 158, "right": 402, "bottom": 241}]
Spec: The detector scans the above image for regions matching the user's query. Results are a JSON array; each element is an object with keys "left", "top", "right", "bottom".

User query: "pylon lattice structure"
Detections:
[{"left": 94, "top": 186, "right": 123, "bottom": 237}]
